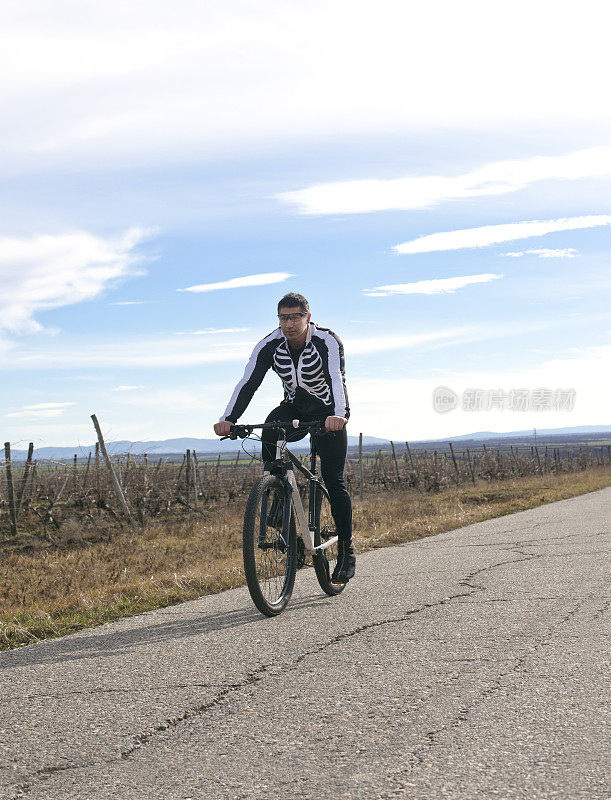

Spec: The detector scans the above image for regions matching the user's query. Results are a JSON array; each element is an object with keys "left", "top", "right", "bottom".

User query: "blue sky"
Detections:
[{"left": 2, "top": 1, "right": 611, "bottom": 447}]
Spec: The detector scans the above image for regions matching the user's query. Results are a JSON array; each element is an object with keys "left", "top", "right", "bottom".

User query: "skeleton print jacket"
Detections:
[{"left": 221, "top": 322, "right": 349, "bottom": 423}]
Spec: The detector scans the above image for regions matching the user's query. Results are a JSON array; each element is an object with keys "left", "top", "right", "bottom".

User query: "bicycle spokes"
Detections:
[{"left": 243, "top": 477, "right": 297, "bottom": 615}]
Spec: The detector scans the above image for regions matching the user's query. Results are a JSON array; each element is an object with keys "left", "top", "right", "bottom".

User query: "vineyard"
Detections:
[{"left": 1, "top": 430, "right": 609, "bottom": 541}]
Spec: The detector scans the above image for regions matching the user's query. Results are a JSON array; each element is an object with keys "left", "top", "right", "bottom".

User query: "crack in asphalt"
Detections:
[
  {"left": 591, "top": 600, "right": 610, "bottom": 621},
  {"left": 452, "top": 530, "right": 598, "bottom": 548},
  {"left": 7, "top": 669, "right": 271, "bottom": 799},
  {"left": 15, "top": 683, "right": 218, "bottom": 702},
  {"left": 454, "top": 595, "right": 599, "bottom": 603},
  {"left": 456, "top": 545, "right": 541, "bottom": 593},
  {"left": 381, "top": 600, "right": 584, "bottom": 798},
  {"left": 2, "top": 540, "right": 577, "bottom": 800}
]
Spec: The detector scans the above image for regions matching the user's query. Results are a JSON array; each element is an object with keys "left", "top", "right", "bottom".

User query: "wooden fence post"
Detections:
[
  {"left": 17, "top": 442, "right": 34, "bottom": 510},
  {"left": 466, "top": 448, "right": 476, "bottom": 484},
  {"left": 405, "top": 442, "right": 419, "bottom": 487},
  {"left": 4, "top": 442, "right": 18, "bottom": 536},
  {"left": 176, "top": 454, "right": 186, "bottom": 485},
  {"left": 405, "top": 442, "right": 415, "bottom": 471},
  {"left": 358, "top": 432, "right": 363, "bottom": 500},
  {"left": 185, "top": 449, "right": 191, "bottom": 503},
  {"left": 390, "top": 441, "right": 401, "bottom": 485},
  {"left": 192, "top": 451, "right": 199, "bottom": 510},
  {"left": 375, "top": 449, "right": 383, "bottom": 487},
  {"left": 510, "top": 445, "right": 519, "bottom": 474},
  {"left": 82, "top": 452, "right": 92, "bottom": 490},
  {"left": 95, "top": 442, "right": 100, "bottom": 499},
  {"left": 534, "top": 444, "right": 542, "bottom": 473},
  {"left": 29, "top": 462, "right": 38, "bottom": 499},
  {"left": 91, "top": 414, "right": 131, "bottom": 519},
  {"left": 448, "top": 442, "right": 460, "bottom": 481}
]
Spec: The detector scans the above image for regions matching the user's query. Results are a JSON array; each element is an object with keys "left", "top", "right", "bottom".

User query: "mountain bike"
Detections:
[{"left": 223, "top": 420, "right": 345, "bottom": 616}]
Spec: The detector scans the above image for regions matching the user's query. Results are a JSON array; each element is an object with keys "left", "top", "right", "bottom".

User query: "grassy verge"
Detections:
[{"left": 1, "top": 467, "right": 610, "bottom": 650}]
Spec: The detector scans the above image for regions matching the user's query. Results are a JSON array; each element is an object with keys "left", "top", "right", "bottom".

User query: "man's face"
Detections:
[{"left": 278, "top": 305, "right": 311, "bottom": 343}]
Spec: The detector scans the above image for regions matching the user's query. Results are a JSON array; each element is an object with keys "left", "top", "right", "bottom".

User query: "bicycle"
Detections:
[{"left": 222, "top": 419, "right": 346, "bottom": 616}]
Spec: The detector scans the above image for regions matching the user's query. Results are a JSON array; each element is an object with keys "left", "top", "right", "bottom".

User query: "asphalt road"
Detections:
[{"left": 1, "top": 487, "right": 609, "bottom": 800}]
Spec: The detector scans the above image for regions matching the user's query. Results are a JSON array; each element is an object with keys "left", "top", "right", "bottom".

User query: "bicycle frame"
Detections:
[
  {"left": 224, "top": 419, "right": 339, "bottom": 555},
  {"left": 273, "top": 431, "right": 339, "bottom": 555}
]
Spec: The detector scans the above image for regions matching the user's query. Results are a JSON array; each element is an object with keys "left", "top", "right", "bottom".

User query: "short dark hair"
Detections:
[{"left": 277, "top": 292, "right": 310, "bottom": 315}]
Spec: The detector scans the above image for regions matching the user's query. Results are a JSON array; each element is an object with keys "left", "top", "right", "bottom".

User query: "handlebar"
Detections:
[{"left": 220, "top": 419, "right": 328, "bottom": 441}]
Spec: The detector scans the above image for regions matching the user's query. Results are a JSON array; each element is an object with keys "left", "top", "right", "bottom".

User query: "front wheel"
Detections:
[
  {"left": 312, "top": 482, "right": 345, "bottom": 597},
  {"left": 243, "top": 475, "right": 297, "bottom": 616}
]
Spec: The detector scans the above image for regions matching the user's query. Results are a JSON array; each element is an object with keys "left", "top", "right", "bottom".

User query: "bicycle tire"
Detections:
[
  {"left": 243, "top": 475, "right": 297, "bottom": 616},
  {"left": 312, "top": 481, "right": 345, "bottom": 597}
]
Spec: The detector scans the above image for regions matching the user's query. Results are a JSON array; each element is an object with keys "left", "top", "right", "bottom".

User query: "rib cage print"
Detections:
[
  {"left": 298, "top": 343, "right": 331, "bottom": 404},
  {"left": 272, "top": 340, "right": 331, "bottom": 405}
]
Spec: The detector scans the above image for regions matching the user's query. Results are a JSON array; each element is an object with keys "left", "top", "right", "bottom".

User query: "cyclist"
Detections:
[{"left": 213, "top": 292, "right": 355, "bottom": 583}]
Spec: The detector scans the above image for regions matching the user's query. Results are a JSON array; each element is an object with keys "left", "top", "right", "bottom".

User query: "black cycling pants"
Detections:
[{"left": 261, "top": 404, "right": 353, "bottom": 545}]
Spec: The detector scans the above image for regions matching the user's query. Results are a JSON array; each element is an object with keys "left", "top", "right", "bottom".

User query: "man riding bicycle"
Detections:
[{"left": 214, "top": 292, "right": 355, "bottom": 583}]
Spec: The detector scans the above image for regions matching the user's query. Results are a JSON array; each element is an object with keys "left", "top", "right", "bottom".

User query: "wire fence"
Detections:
[
  {"left": 349, "top": 440, "right": 611, "bottom": 495},
  {"left": 1, "top": 434, "right": 609, "bottom": 539}
]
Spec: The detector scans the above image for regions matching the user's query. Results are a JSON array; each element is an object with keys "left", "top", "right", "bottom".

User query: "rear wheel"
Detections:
[
  {"left": 312, "top": 481, "right": 345, "bottom": 596},
  {"left": 243, "top": 475, "right": 297, "bottom": 616}
]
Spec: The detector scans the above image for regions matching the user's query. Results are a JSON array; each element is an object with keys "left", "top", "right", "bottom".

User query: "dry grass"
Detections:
[
  {"left": 1, "top": 467, "right": 610, "bottom": 650},
  {"left": 353, "top": 467, "right": 611, "bottom": 547}
]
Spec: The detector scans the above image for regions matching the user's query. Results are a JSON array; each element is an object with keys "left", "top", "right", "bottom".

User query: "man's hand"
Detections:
[
  {"left": 325, "top": 415, "right": 347, "bottom": 432},
  {"left": 214, "top": 420, "right": 233, "bottom": 436}
]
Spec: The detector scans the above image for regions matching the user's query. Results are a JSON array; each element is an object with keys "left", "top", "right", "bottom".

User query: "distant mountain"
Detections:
[
  {"left": 425, "top": 425, "right": 611, "bottom": 442},
  {"left": 8, "top": 434, "right": 390, "bottom": 461},
  {"left": 6, "top": 426, "right": 609, "bottom": 461}
]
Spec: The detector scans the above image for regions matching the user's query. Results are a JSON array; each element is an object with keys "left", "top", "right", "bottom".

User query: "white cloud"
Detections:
[
  {"left": 24, "top": 402, "right": 75, "bottom": 409},
  {"left": 278, "top": 145, "right": 611, "bottom": 215},
  {"left": 501, "top": 248, "right": 579, "bottom": 258},
  {"left": 109, "top": 300, "right": 151, "bottom": 306},
  {"left": 6, "top": 401, "right": 75, "bottom": 419},
  {"left": 174, "top": 328, "right": 250, "bottom": 335},
  {"left": 112, "top": 385, "right": 146, "bottom": 392},
  {"left": 394, "top": 215, "right": 611, "bottom": 255},
  {"left": 4, "top": 336, "right": 257, "bottom": 369},
  {"left": 6, "top": 409, "right": 65, "bottom": 419},
  {"left": 365, "top": 274, "right": 503, "bottom": 297},
  {"left": 345, "top": 329, "right": 471, "bottom": 355},
  {"left": 3, "top": 3, "right": 611, "bottom": 171},
  {"left": 178, "top": 272, "right": 293, "bottom": 294},
  {"left": 0, "top": 228, "right": 150, "bottom": 334}
]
